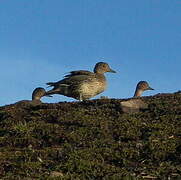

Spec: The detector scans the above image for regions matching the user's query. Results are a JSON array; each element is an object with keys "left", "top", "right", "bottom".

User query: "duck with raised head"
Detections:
[
  {"left": 120, "top": 81, "right": 154, "bottom": 113},
  {"left": 134, "top": 81, "right": 154, "bottom": 97},
  {"left": 45, "top": 62, "right": 116, "bottom": 100}
]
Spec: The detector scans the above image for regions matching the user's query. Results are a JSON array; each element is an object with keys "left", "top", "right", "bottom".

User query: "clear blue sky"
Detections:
[{"left": 0, "top": 0, "right": 180, "bottom": 105}]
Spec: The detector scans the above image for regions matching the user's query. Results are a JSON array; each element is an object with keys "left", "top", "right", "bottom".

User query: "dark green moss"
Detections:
[{"left": 0, "top": 92, "right": 181, "bottom": 179}]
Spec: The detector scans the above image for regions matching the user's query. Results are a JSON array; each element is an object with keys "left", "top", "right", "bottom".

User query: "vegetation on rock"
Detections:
[{"left": 0, "top": 92, "right": 181, "bottom": 179}]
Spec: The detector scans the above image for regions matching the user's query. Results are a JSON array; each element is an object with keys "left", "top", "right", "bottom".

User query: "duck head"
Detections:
[
  {"left": 137, "top": 81, "right": 154, "bottom": 91},
  {"left": 134, "top": 81, "right": 154, "bottom": 97},
  {"left": 32, "top": 87, "right": 47, "bottom": 101},
  {"left": 94, "top": 62, "right": 116, "bottom": 74}
]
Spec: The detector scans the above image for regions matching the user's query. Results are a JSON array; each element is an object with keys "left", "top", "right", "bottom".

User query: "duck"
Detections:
[
  {"left": 45, "top": 62, "right": 116, "bottom": 100},
  {"left": 14, "top": 87, "right": 50, "bottom": 105},
  {"left": 120, "top": 81, "right": 154, "bottom": 113},
  {"left": 133, "top": 81, "right": 154, "bottom": 97},
  {"left": 32, "top": 87, "right": 49, "bottom": 101}
]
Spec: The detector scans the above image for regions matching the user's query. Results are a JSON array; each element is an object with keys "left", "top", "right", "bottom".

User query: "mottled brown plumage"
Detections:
[{"left": 46, "top": 62, "right": 116, "bottom": 100}]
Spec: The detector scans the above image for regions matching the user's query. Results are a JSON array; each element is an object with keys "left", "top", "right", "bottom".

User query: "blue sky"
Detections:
[{"left": 0, "top": 0, "right": 180, "bottom": 105}]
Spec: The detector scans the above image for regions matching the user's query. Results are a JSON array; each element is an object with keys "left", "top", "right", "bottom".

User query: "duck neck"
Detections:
[
  {"left": 134, "top": 89, "right": 143, "bottom": 97},
  {"left": 94, "top": 69, "right": 104, "bottom": 74},
  {"left": 32, "top": 96, "right": 40, "bottom": 101}
]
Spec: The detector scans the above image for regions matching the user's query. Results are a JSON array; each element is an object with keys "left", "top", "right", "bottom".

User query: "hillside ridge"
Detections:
[{"left": 0, "top": 92, "right": 181, "bottom": 179}]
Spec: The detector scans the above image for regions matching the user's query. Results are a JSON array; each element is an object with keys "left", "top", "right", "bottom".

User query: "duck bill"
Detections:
[
  {"left": 109, "top": 68, "right": 116, "bottom": 73},
  {"left": 148, "top": 87, "right": 154, "bottom": 90},
  {"left": 45, "top": 95, "right": 53, "bottom": 97}
]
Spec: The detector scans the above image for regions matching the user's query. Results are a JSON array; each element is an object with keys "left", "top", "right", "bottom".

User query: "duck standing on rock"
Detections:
[
  {"left": 45, "top": 62, "right": 116, "bottom": 101},
  {"left": 134, "top": 81, "right": 154, "bottom": 97}
]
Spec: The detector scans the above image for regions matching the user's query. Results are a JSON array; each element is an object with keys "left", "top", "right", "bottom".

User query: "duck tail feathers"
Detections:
[
  {"left": 45, "top": 84, "right": 70, "bottom": 96},
  {"left": 46, "top": 82, "right": 55, "bottom": 87},
  {"left": 45, "top": 89, "right": 59, "bottom": 96}
]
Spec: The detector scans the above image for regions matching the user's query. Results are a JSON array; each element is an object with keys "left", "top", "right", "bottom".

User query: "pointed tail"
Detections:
[
  {"left": 45, "top": 84, "right": 70, "bottom": 96},
  {"left": 46, "top": 82, "right": 56, "bottom": 87}
]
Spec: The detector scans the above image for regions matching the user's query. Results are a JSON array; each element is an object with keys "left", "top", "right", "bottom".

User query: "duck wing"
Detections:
[
  {"left": 47, "top": 73, "right": 95, "bottom": 88},
  {"left": 64, "top": 70, "right": 94, "bottom": 78}
]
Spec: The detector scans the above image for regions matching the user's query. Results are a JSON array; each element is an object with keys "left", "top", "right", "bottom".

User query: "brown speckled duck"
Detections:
[
  {"left": 45, "top": 62, "right": 116, "bottom": 100},
  {"left": 134, "top": 81, "right": 154, "bottom": 97},
  {"left": 121, "top": 81, "right": 154, "bottom": 113},
  {"left": 15, "top": 87, "right": 49, "bottom": 105}
]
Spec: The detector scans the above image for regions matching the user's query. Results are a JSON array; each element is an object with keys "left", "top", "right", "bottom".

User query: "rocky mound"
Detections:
[{"left": 0, "top": 92, "right": 181, "bottom": 179}]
